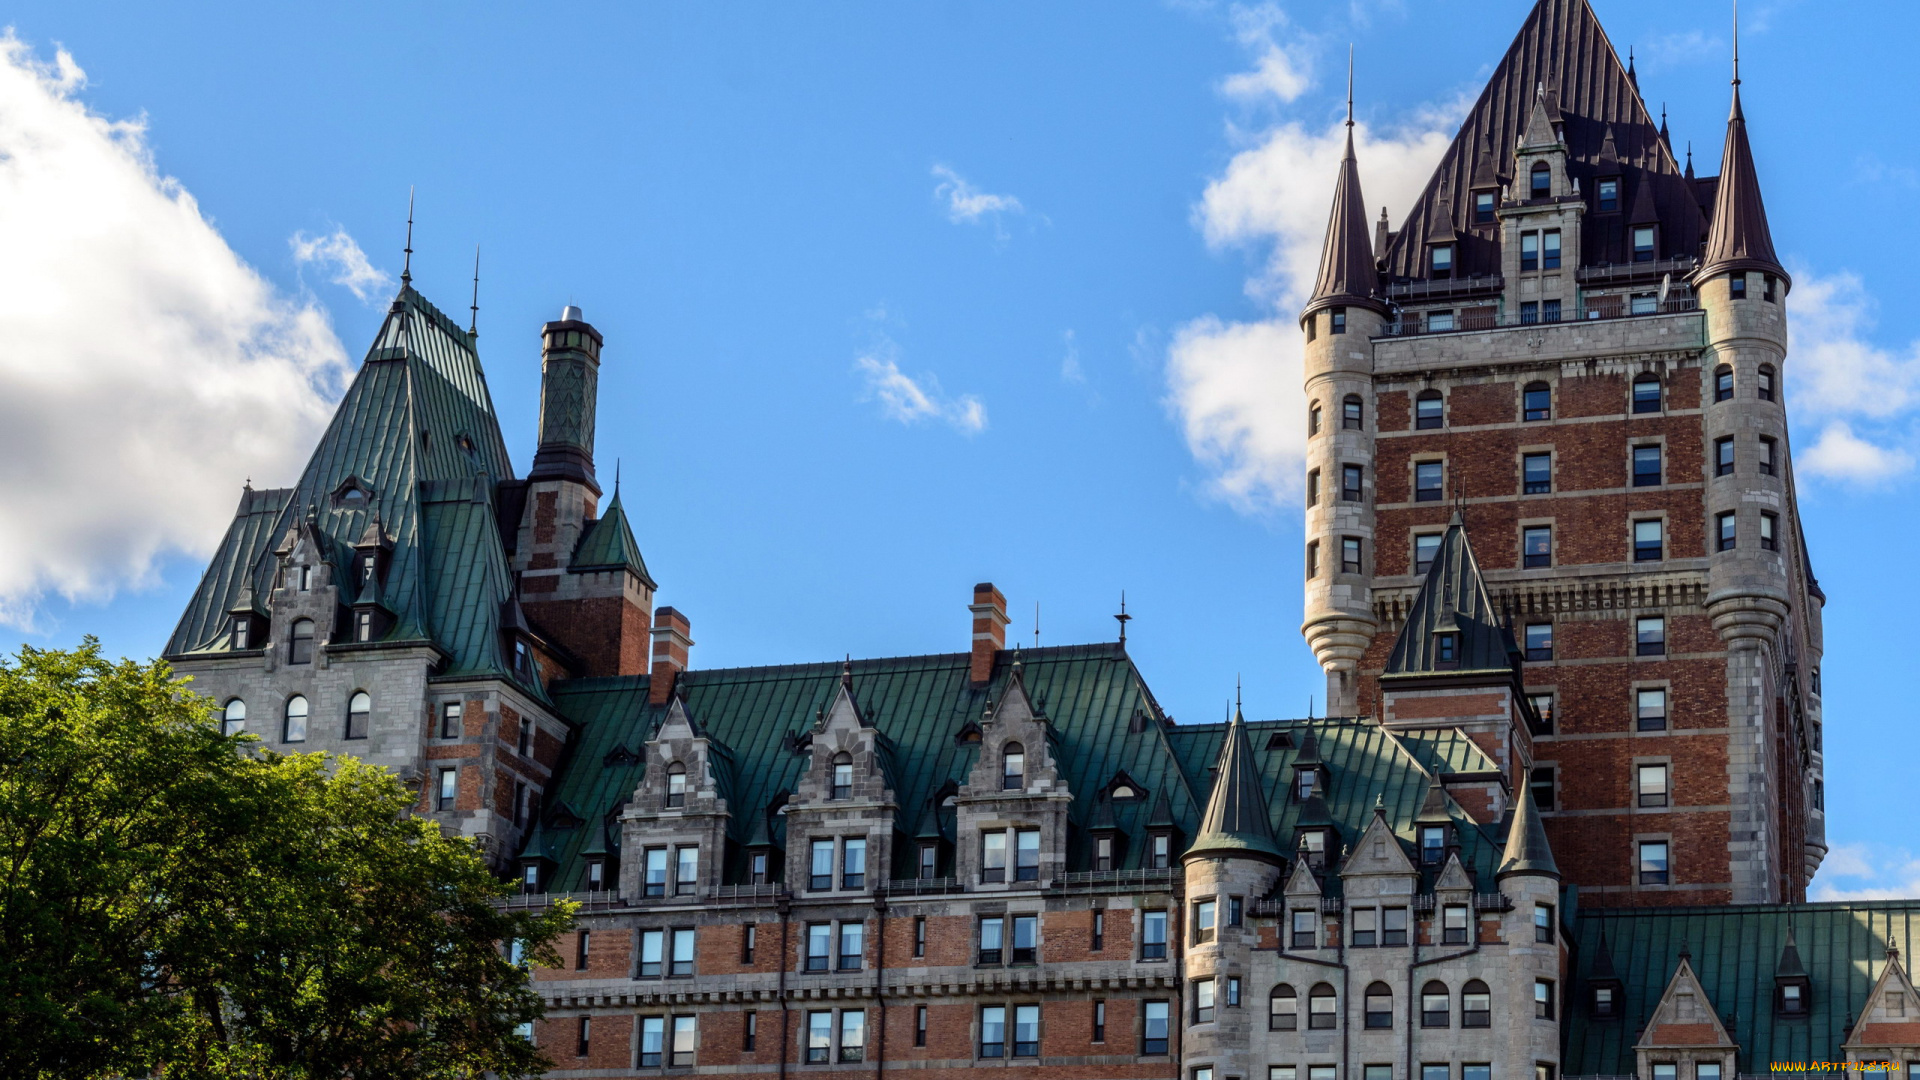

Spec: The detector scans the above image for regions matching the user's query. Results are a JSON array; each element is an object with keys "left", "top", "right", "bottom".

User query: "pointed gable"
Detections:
[
  {"left": 1636, "top": 954, "right": 1737, "bottom": 1050},
  {"left": 570, "top": 487, "right": 656, "bottom": 586},
  {"left": 1338, "top": 801, "right": 1418, "bottom": 880},
  {"left": 1383, "top": 514, "right": 1519, "bottom": 679},
  {"left": 1496, "top": 772, "right": 1559, "bottom": 880},
  {"left": 1304, "top": 121, "right": 1386, "bottom": 319},
  {"left": 1696, "top": 82, "right": 1786, "bottom": 286},
  {"left": 1185, "top": 710, "right": 1285, "bottom": 864},
  {"left": 1844, "top": 948, "right": 1920, "bottom": 1052},
  {"left": 1382, "top": 0, "right": 1703, "bottom": 282}
]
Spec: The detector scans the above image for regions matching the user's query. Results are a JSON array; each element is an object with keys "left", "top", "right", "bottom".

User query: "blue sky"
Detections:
[{"left": 1, "top": 1, "right": 1914, "bottom": 896}]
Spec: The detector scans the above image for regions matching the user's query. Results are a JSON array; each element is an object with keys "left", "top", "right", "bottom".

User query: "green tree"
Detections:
[{"left": 0, "top": 641, "right": 573, "bottom": 1079}]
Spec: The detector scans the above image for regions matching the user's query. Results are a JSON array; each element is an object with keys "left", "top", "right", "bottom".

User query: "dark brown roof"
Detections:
[
  {"left": 1382, "top": 0, "right": 1706, "bottom": 281},
  {"left": 1304, "top": 123, "right": 1386, "bottom": 318},
  {"left": 1695, "top": 84, "right": 1786, "bottom": 287}
]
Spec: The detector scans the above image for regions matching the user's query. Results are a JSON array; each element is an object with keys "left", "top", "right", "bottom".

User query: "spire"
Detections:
[
  {"left": 401, "top": 186, "right": 414, "bottom": 288},
  {"left": 1592, "top": 927, "right": 1620, "bottom": 979},
  {"left": 1659, "top": 103, "right": 1671, "bottom": 150},
  {"left": 1303, "top": 47, "right": 1384, "bottom": 319},
  {"left": 468, "top": 243, "right": 480, "bottom": 336},
  {"left": 568, "top": 486, "right": 656, "bottom": 587},
  {"left": 1496, "top": 773, "right": 1560, "bottom": 881},
  {"left": 1696, "top": 17, "right": 1786, "bottom": 287},
  {"left": 1627, "top": 46, "right": 1639, "bottom": 92},
  {"left": 1114, "top": 591, "right": 1131, "bottom": 647},
  {"left": 1414, "top": 776, "right": 1453, "bottom": 825},
  {"left": 1776, "top": 924, "right": 1808, "bottom": 979}
]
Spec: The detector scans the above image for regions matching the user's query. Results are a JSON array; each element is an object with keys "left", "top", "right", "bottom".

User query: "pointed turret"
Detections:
[
  {"left": 1303, "top": 117, "right": 1385, "bottom": 320},
  {"left": 1496, "top": 772, "right": 1559, "bottom": 881},
  {"left": 1185, "top": 710, "right": 1285, "bottom": 864},
  {"left": 569, "top": 487, "right": 657, "bottom": 587},
  {"left": 1697, "top": 83, "right": 1786, "bottom": 287}
]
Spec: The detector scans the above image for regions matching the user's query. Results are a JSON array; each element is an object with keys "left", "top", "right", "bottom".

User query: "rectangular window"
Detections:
[
  {"left": 1443, "top": 904, "right": 1469, "bottom": 945},
  {"left": 1011, "top": 914, "right": 1037, "bottom": 964},
  {"left": 1342, "top": 463, "right": 1364, "bottom": 502},
  {"left": 1142, "top": 910, "right": 1168, "bottom": 959},
  {"left": 437, "top": 768, "right": 457, "bottom": 811},
  {"left": 1095, "top": 834, "right": 1114, "bottom": 871},
  {"left": 915, "top": 1004, "right": 928, "bottom": 1047},
  {"left": 838, "top": 1010, "right": 865, "bottom": 1063},
  {"left": 1306, "top": 540, "right": 1320, "bottom": 579},
  {"left": 1534, "top": 902, "right": 1555, "bottom": 943},
  {"left": 1521, "top": 232, "right": 1540, "bottom": 271},
  {"left": 744, "top": 1010, "right": 757, "bottom": 1051},
  {"left": 1531, "top": 766, "right": 1557, "bottom": 811},
  {"left": 913, "top": 916, "right": 926, "bottom": 958},
  {"left": 1717, "top": 367, "right": 1735, "bottom": 401},
  {"left": 675, "top": 845, "right": 698, "bottom": 895},
  {"left": 585, "top": 860, "right": 605, "bottom": 892},
  {"left": 1474, "top": 191, "right": 1496, "bottom": 223},
  {"left": 1428, "top": 310, "right": 1456, "bottom": 332},
  {"left": 1760, "top": 436, "right": 1777, "bottom": 476},
  {"left": 1194, "top": 978, "right": 1216, "bottom": 1023},
  {"left": 1312, "top": 1069, "right": 1338, "bottom": 1080},
  {"left": 1716, "top": 436, "right": 1735, "bottom": 476},
  {"left": 742, "top": 923, "right": 757, "bottom": 964},
  {"left": 1637, "top": 616, "right": 1666, "bottom": 656},
  {"left": 1523, "top": 452, "right": 1552, "bottom": 494},
  {"left": 1761, "top": 511, "right": 1779, "bottom": 551},
  {"left": 1151, "top": 833, "right": 1171, "bottom": 868},
  {"left": 1143, "top": 1000, "right": 1169, "bottom": 1055},
  {"left": 1307, "top": 468, "right": 1320, "bottom": 507},
  {"left": 1521, "top": 300, "right": 1539, "bottom": 324},
  {"left": 1639, "top": 840, "right": 1671, "bottom": 884},
  {"left": 1014, "top": 829, "right": 1040, "bottom": 881},
  {"left": 672, "top": 1014, "right": 697, "bottom": 1066},
  {"left": 1092, "top": 999, "right": 1106, "bottom": 1042},
  {"left": 1524, "top": 526, "right": 1552, "bottom": 568},
  {"left": 1342, "top": 537, "right": 1362, "bottom": 575},
  {"left": 1525, "top": 622, "right": 1553, "bottom": 662},
  {"left": 982, "top": 830, "right": 1007, "bottom": 883},
  {"left": 639, "top": 929, "right": 664, "bottom": 978},
  {"left": 1431, "top": 244, "right": 1454, "bottom": 279},
  {"left": 1633, "top": 445, "right": 1663, "bottom": 486},
  {"left": 1382, "top": 907, "right": 1408, "bottom": 946},
  {"left": 1229, "top": 896, "right": 1244, "bottom": 927},
  {"left": 1425, "top": 1066, "right": 1450, "bottom": 1080},
  {"left": 1012, "top": 1004, "right": 1039, "bottom": 1057},
  {"left": 639, "top": 1015, "right": 665, "bottom": 1066},
  {"left": 1463, "top": 984, "right": 1491, "bottom": 1027},
  {"left": 1639, "top": 763, "right": 1670, "bottom": 808},
  {"left": 1634, "top": 519, "right": 1664, "bottom": 561},
  {"left": 918, "top": 843, "right": 937, "bottom": 879},
  {"left": 1415, "top": 461, "right": 1444, "bottom": 502},
  {"left": 1594, "top": 985, "right": 1617, "bottom": 1016},
  {"left": 980, "top": 1005, "right": 1006, "bottom": 1058},
  {"left": 1365, "top": 984, "right": 1393, "bottom": 1027},
  {"left": 440, "top": 700, "right": 462, "bottom": 738},
  {"left": 1543, "top": 298, "right": 1561, "bottom": 322},
  {"left": 1637, "top": 688, "right": 1669, "bottom": 731},
  {"left": 1414, "top": 533, "right": 1442, "bottom": 576},
  {"left": 1759, "top": 367, "right": 1776, "bottom": 401},
  {"left": 1530, "top": 693, "right": 1555, "bottom": 733},
  {"left": 1331, "top": 308, "right": 1347, "bottom": 335},
  {"left": 810, "top": 839, "right": 833, "bottom": 890},
  {"left": 1092, "top": 910, "right": 1105, "bottom": 951},
  {"left": 1193, "top": 899, "right": 1217, "bottom": 944},
  {"left": 1543, "top": 229, "right": 1562, "bottom": 268},
  {"left": 669, "top": 928, "right": 694, "bottom": 976},
  {"left": 1343, "top": 396, "right": 1363, "bottom": 429},
  {"left": 513, "top": 781, "right": 527, "bottom": 827},
  {"left": 751, "top": 851, "right": 770, "bottom": 884},
  {"left": 1351, "top": 907, "right": 1377, "bottom": 947},
  {"left": 1227, "top": 976, "right": 1242, "bottom": 1007},
  {"left": 807, "top": 1011, "right": 832, "bottom": 1064},
  {"left": 843, "top": 836, "right": 867, "bottom": 890},
  {"left": 1717, "top": 511, "right": 1737, "bottom": 551},
  {"left": 837, "top": 921, "right": 863, "bottom": 971},
  {"left": 1631, "top": 292, "right": 1657, "bottom": 315},
  {"left": 575, "top": 1015, "right": 590, "bottom": 1058},
  {"left": 1466, "top": 1066, "right": 1492, "bottom": 1080},
  {"left": 1598, "top": 178, "right": 1619, "bottom": 211},
  {"left": 1633, "top": 226, "right": 1656, "bottom": 262},
  {"left": 1291, "top": 909, "right": 1316, "bottom": 949},
  {"left": 1730, "top": 273, "right": 1747, "bottom": 299},
  {"left": 1275, "top": 1069, "right": 1300, "bottom": 1080},
  {"left": 978, "top": 916, "right": 1004, "bottom": 965},
  {"left": 1699, "top": 1065, "right": 1723, "bottom": 1080},
  {"left": 806, "top": 923, "right": 831, "bottom": 972},
  {"left": 576, "top": 929, "right": 590, "bottom": 971},
  {"left": 1536, "top": 978, "right": 1556, "bottom": 1019}
]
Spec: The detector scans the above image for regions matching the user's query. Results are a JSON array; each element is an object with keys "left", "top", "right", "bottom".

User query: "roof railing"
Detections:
[
  {"left": 1474, "top": 892, "right": 1514, "bottom": 912},
  {"left": 1384, "top": 274, "right": 1504, "bottom": 301},
  {"left": 1381, "top": 296, "right": 1697, "bottom": 337},
  {"left": 1576, "top": 255, "right": 1698, "bottom": 284},
  {"left": 881, "top": 877, "right": 965, "bottom": 896},
  {"left": 712, "top": 882, "right": 788, "bottom": 903},
  {"left": 504, "top": 890, "right": 628, "bottom": 912},
  {"left": 1059, "top": 868, "right": 1177, "bottom": 891}
]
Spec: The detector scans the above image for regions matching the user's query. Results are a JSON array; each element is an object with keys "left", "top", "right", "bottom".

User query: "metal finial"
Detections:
[
  {"left": 1114, "top": 591, "right": 1132, "bottom": 647},
  {"left": 401, "top": 187, "right": 415, "bottom": 286},
  {"left": 1732, "top": 0, "right": 1741, "bottom": 85},
  {"left": 1034, "top": 601, "right": 1040, "bottom": 649},
  {"left": 614, "top": 458, "right": 621, "bottom": 497},
  {"left": 468, "top": 243, "right": 480, "bottom": 335},
  {"left": 1235, "top": 675, "right": 1242, "bottom": 712},
  {"left": 1345, "top": 44, "right": 1354, "bottom": 127}
]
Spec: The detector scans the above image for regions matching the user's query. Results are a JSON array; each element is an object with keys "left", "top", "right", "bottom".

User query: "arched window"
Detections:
[
  {"left": 1343, "top": 394, "right": 1364, "bottom": 430},
  {"left": 1001, "top": 743, "right": 1025, "bottom": 790},
  {"left": 1462, "top": 980, "right": 1492, "bottom": 1027},
  {"left": 1633, "top": 373, "right": 1663, "bottom": 414},
  {"left": 221, "top": 699, "right": 246, "bottom": 737},
  {"left": 1714, "top": 364, "right": 1734, "bottom": 403},
  {"left": 666, "top": 762, "right": 687, "bottom": 808},
  {"left": 1365, "top": 982, "right": 1394, "bottom": 1029},
  {"left": 1523, "top": 381, "right": 1551, "bottom": 422},
  {"left": 1530, "top": 161, "right": 1551, "bottom": 198},
  {"left": 1308, "top": 984, "right": 1338, "bottom": 1030},
  {"left": 345, "top": 691, "right": 371, "bottom": 740},
  {"left": 831, "top": 753, "right": 853, "bottom": 800},
  {"left": 289, "top": 618, "right": 315, "bottom": 665},
  {"left": 1308, "top": 401, "right": 1322, "bottom": 436},
  {"left": 283, "top": 695, "right": 309, "bottom": 743},
  {"left": 1269, "top": 984, "right": 1298, "bottom": 1031},
  {"left": 1415, "top": 390, "right": 1444, "bottom": 429},
  {"left": 1758, "top": 364, "right": 1776, "bottom": 402},
  {"left": 1422, "top": 981, "right": 1451, "bottom": 1027}
]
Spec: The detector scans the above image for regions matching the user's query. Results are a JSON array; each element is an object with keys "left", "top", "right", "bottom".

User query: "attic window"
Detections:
[
  {"left": 1429, "top": 244, "right": 1454, "bottom": 280},
  {"left": 1473, "top": 191, "right": 1495, "bottom": 224},
  {"left": 1531, "top": 162, "right": 1551, "bottom": 199},
  {"left": 342, "top": 487, "right": 367, "bottom": 503},
  {"left": 1594, "top": 177, "right": 1619, "bottom": 212},
  {"left": 1419, "top": 826, "right": 1446, "bottom": 865},
  {"left": 666, "top": 762, "right": 687, "bottom": 807},
  {"left": 1265, "top": 732, "right": 1294, "bottom": 751},
  {"left": 1632, "top": 226, "right": 1657, "bottom": 263},
  {"left": 1001, "top": 743, "right": 1025, "bottom": 791},
  {"left": 289, "top": 618, "right": 315, "bottom": 665},
  {"left": 831, "top": 753, "right": 853, "bottom": 800},
  {"left": 1778, "top": 982, "right": 1806, "bottom": 1016},
  {"left": 1434, "top": 633, "right": 1459, "bottom": 667}
]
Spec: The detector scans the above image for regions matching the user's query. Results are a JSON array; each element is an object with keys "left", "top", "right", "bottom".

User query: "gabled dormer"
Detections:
[
  {"left": 1774, "top": 925, "right": 1812, "bottom": 1018},
  {"left": 619, "top": 696, "right": 734, "bottom": 901},
  {"left": 784, "top": 662, "right": 897, "bottom": 895},
  {"left": 1516, "top": 85, "right": 1570, "bottom": 201},
  {"left": 954, "top": 657, "right": 1071, "bottom": 888},
  {"left": 1338, "top": 798, "right": 1418, "bottom": 888},
  {"left": 1143, "top": 790, "right": 1179, "bottom": 871},
  {"left": 225, "top": 583, "right": 267, "bottom": 653},
  {"left": 1282, "top": 858, "right": 1327, "bottom": 951},
  {"left": 1634, "top": 952, "right": 1737, "bottom": 1079},
  {"left": 1588, "top": 928, "right": 1626, "bottom": 1020},
  {"left": 1842, "top": 947, "right": 1920, "bottom": 1062},
  {"left": 1290, "top": 728, "right": 1327, "bottom": 803},
  {"left": 271, "top": 508, "right": 341, "bottom": 666},
  {"left": 1293, "top": 792, "right": 1336, "bottom": 872},
  {"left": 1413, "top": 777, "right": 1456, "bottom": 867}
]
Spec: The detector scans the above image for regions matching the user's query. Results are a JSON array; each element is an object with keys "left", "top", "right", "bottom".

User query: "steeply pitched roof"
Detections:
[
  {"left": 1695, "top": 82, "right": 1786, "bottom": 286},
  {"left": 1383, "top": 513, "right": 1520, "bottom": 680},
  {"left": 1185, "top": 710, "right": 1285, "bottom": 864},
  {"left": 1304, "top": 121, "right": 1385, "bottom": 318},
  {"left": 1567, "top": 902, "right": 1920, "bottom": 1074},
  {"left": 570, "top": 488, "right": 655, "bottom": 586},
  {"left": 1496, "top": 772, "right": 1559, "bottom": 880},
  {"left": 1381, "top": 0, "right": 1705, "bottom": 281}
]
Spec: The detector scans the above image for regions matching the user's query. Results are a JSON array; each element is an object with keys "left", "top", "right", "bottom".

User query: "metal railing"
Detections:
[
  {"left": 1383, "top": 297, "right": 1697, "bottom": 337},
  {"left": 1385, "top": 274, "right": 1505, "bottom": 301},
  {"left": 1576, "top": 256, "right": 1698, "bottom": 283},
  {"left": 881, "top": 877, "right": 965, "bottom": 896},
  {"left": 712, "top": 882, "right": 787, "bottom": 903},
  {"left": 504, "top": 890, "right": 628, "bottom": 912},
  {"left": 1059, "top": 868, "right": 1177, "bottom": 890}
]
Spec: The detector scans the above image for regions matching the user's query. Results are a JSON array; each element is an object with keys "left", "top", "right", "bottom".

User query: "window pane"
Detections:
[
  {"left": 1415, "top": 534, "right": 1442, "bottom": 575},
  {"left": 844, "top": 837, "right": 867, "bottom": 888},
  {"left": 1637, "top": 617, "right": 1666, "bottom": 655},
  {"left": 980, "top": 1006, "right": 1006, "bottom": 1057},
  {"left": 1524, "top": 453, "right": 1551, "bottom": 494},
  {"left": 1524, "top": 527, "right": 1552, "bottom": 568}
]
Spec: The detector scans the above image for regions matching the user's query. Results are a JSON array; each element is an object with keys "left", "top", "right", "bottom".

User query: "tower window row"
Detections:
[{"left": 218, "top": 691, "right": 370, "bottom": 743}]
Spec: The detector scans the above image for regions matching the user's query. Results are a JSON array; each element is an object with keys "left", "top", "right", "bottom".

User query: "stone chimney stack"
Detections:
[
  {"left": 649, "top": 607, "right": 693, "bottom": 705},
  {"left": 969, "top": 583, "right": 1008, "bottom": 685},
  {"left": 530, "top": 306, "right": 602, "bottom": 490}
]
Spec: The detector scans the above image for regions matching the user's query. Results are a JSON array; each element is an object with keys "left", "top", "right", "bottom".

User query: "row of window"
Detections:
[
  {"left": 1255, "top": 977, "right": 1548, "bottom": 1032},
  {"left": 1529, "top": 760, "right": 1679, "bottom": 811},
  {"left": 1509, "top": 616, "right": 1670, "bottom": 664},
  {"left": 1284, "top": 901, "right": 1552, "bottom": 951},
  {"left": 1323, "top": 512, "right": 1732, "bottom": 581},
  {"left": 219, "top": 691, "right": 371, "bottom": 741}
]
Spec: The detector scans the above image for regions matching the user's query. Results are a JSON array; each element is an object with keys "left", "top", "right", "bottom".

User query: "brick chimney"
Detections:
[
  {"left": 648, "top": 606, "right": 693, "bottom": 704},
  {"left": 969, "top": 583, "right": 1008, "bottom": 685}
]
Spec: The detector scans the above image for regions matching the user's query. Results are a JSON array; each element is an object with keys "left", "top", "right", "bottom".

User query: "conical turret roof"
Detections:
[
  {"left": 1496, "top": 773, "right": 1560, "bottom": 880},
  {"left": 1304, "top": 122, "right": 1385, "bottom": 319},
  {"left": 1697, "top": 83, "right": 1786, "bottom": 287},
  {"left": 570, "top": 488, "right": 656, "bottom": 587},
  {"left": 1186, "top": 710, "right": 1285, "bottom": 864}
]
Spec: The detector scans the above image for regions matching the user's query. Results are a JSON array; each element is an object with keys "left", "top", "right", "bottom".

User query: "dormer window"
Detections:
[
  {"left": 1429, "top": 244, "right": 1454, "bottom": 280},
  {"left": 354, "top": 610, "right": 374, "bottom": 643},
  {"left": 1434, "top": 633, "right": 1459, "bottom": 668},
  {"left": 831, "top": 753, "right": 853, "bottom": 800},
  {"left": 1149, "top": 832, "right": 1172, "bottom": 869},
  {"left": 1110, "top": 784, "right": 1137, "bottom": 800},
  {"left": 1597, "top": 178, "right": 1619, "bottom": 211},
  {"left": 296, "top": 565, "right": 312, "bottom": 592},
  {"left": 1778, "top": 981, "right": 1807, "bottom": 1016},
  {"left": 1001, "top": 743, "right": 1025, "bottom": 790},
  {"left": 666, "top": 762, "right": 687, "bottom": 807},
  {"left": 1632, "top": 226, "right": 1656, "bottom": 262},
  {"left": 512, "top": 639, "right": 533, "bottom": 680},
  {"left": 1419, "top": 826, "right": 1446, "bottom": 865},
  {"left": 1299, "top": 829, "right": 1328, "bottom": 869},
  {"left": 1531, "top": 162, "right": 1551, "bottom": 199},
  {"left": 289, "top": 618, "right": 315, "bottom": 665},
  {"left": 232, "top": 617, "right": 252, "bottom": 650},
  {"left": 1295, "top": 768, "right": 1319, "bottom": 802},
  {"left": 1473, "top": 191, "right": 1495, "bottom": 224}
]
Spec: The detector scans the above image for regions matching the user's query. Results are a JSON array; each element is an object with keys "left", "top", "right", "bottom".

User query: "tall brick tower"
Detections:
[{"left": 1299, "top": 0, "right": 1824, "bottom": 906}]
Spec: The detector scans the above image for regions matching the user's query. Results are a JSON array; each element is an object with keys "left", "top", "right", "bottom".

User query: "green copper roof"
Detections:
[
  {"left": 1185, "top": 711, "right": 1285, "bottom": 864},
  {"left": 1384, "top": 512, "right": 1521, "bottom": 680},
  {"left": 570, "top": 488, "right": 654, "bottom": 586},
  {"left": 1567, "top": 901, "right": 1920, "bottom": 1074}
]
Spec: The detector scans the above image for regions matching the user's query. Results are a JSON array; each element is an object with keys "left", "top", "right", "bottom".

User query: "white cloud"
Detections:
[
  {"left": 0, "top": 35, "right": 350, "bottom": 629},
  {"left": 291, "top": 226, "right": 392, "bottom": 302},
  {"left": 1220, "top": 4, "right": 1311, "bottom": 103},
  {"left": 1811, "top": 842, "right": 1920, "bottom": 902},
  {"left": 1787, "top": 268, "right": 1920, "bottom": 419},
  {"left": 931, "top": 164, "right": 1024, "bottom": 227},
  {"left": 854, "top": 335, "right": 987, "bottom": 436},
  {"left": 1799, "top": 423, "right": 1912, "bottom": 481}
]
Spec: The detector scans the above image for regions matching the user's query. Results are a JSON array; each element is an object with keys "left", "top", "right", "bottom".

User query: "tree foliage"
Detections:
[{"left": 0, "top": 641, "right": 573, "bottom": 1079}]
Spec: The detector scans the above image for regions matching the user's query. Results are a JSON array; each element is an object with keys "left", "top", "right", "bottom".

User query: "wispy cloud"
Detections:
[
  {"left": 290, "top": 227, "right": 392, "bottom": 302},
  {"left": 931, "top": 164, "right": 1024, "bottom": 230},
  {"left": 0, "top": 33, "right": 349, "bottom": 629},
  {"left": 1220, "top": 4, "right": 1312, "bottom": 103},
  {"left": 853, "top": 329, "right": 987, "bottom": 436},
  {"left": 1811, "top": 842, "right": 1920, "bottom": 901},
  {"left": 1785, "top": 264, "right": 1920, "bottom": 482}
]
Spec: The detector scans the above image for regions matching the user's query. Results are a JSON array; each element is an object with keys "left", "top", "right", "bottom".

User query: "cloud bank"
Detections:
[{"left": 0, "top": 35, "right": 351, "bottom": 628}]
